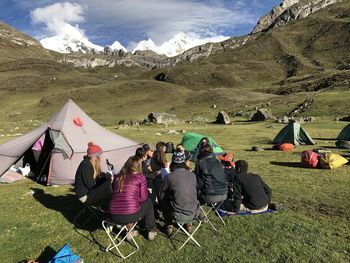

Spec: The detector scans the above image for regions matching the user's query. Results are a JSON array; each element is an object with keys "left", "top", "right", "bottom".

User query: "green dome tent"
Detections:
[
  {"left": 337, "top": 124, "right": 350, "bottom": 140},
  {"left": 272, "top": 122, "right": 315, "bottom": 145},
  {"left": 180, "top": 132, "right": 224, "bottom": 153}
]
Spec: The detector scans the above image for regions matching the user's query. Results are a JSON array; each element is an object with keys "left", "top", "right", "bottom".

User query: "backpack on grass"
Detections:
[
  {"left": 301, "top": 150, "right": 320, "bottom": 168},
  {"left": 319, "top": 153, "right": 348, "bottom": 169},
  {"left": 273, "top": 143, "right": 294, "bottom": 151}
]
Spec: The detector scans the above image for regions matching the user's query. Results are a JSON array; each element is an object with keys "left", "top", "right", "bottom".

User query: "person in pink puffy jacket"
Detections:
[{"left": 109, "top": 156, "right": 157, "bottom": 240}]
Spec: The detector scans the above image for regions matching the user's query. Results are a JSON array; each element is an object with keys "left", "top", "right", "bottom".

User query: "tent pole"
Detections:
[{"left": 36, "top": 150, "right": 53, "bottom": 183}]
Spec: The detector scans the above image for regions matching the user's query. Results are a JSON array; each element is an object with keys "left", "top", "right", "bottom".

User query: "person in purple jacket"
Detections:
[{"left": 109, "top": 156, "right": 157, "bottom": 241}]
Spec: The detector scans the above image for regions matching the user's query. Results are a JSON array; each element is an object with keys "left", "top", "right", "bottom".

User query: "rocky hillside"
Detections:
[
  {"left": 0, "top": 0, "right": 349, "bottom": 125},
  {"left": 55, "top": 0, "right": 345, "bottom": 69},
  {"left": 252, "top": 0, "right": 342, "bottom": 33},
  {"left": 0, "top": 22, "right": 54, "bottom": 63}
]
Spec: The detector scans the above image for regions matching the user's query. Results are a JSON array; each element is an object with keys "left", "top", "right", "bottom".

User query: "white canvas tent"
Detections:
[{"left": 0, "top": 99, "right": 140, "bottom": 185}]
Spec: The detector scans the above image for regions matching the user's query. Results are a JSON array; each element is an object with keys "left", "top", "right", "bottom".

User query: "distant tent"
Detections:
[
  {"left": 337, "top": 124, "right": 350, "bottom": 140},
  {"left": 272, "top": 122, "right": 315, "bottom": 145},
  {"left": 0, "top": 99, "right": 140, "bottom": 185},
  {"left": 180, "top": 132, "right": 224, "bottom": 153}
]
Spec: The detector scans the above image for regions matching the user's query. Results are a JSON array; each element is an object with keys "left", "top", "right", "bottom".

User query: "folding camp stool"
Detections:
[
  {"left": 73, "top": 203, "right": 101, "bottom": 227},
  {"left": 102, "top": 219, "right": 139, "bottom": 259},
  {"left": 200, "top": 200, "right": 226, "bottom": 231},
  {"left": 171, "top": 219, "right": 202, "bottom": 251}
]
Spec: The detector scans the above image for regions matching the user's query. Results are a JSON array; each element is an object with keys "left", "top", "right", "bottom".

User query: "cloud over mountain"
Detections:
[{"left": 27, "top": 0, "right": 258, "bottom": 47}]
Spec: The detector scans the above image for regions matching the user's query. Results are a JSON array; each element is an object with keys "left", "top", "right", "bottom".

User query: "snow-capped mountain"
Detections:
[
  {"left": 133, "top": 38, "right": 157, "bottom": 53},
  {"left": 40, "top": 34, "right": 104, "bottom": 54},
  {"left": 40, "top": 31, "right": 229, "bottom": 57},
  {"left": 109, "top": 41, "right": 127, "bottom": 52},
  {"left": 133, "top": 32, "right": 229, "bottom": 57}
]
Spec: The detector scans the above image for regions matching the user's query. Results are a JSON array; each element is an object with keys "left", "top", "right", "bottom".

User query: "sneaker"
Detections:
[
  {"left": 105, "top": 223, "right": 113, "bottom": 233},
  {"left": 269, "top": 203, "right": 285, "bottom": 211},
  {"left": 148, "top": 229, "right": 158, "bottom": 241},
  {"left": 164, "top": 225, "right": 173, "bottom": 238},
  {"left": 126, "top": 229, "right": 139, "bottom": 241},
  {"left": 185, "top": 223, "right": 192, "bottom": 233}
]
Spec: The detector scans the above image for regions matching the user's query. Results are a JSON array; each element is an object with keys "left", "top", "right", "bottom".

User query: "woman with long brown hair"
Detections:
[
  {"left": 149, "top": 142, "right": 169, "bottom": 203},
  {"left": 109, "top": 156, "right": 157, "bottom": 241},
  {"left": 75, "top": 142, "right": 113, "bottom": 206}
]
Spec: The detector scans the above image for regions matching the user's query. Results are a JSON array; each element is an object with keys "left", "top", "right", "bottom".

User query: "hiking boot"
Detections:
[
  {"left": 148, "top": 229, "right": 158, "bottom": 241},
  {"left": 164, "top": 225, "right": 173, "bottom": 238},
  {"left": 126, "top": 229, "right": 139, "bottom": 241},
  {"left": 185, "top": 223, "right": 192, "bottom": 233},
  {"left": 197, "top": 208, "right": 207, "bottom": 222}
]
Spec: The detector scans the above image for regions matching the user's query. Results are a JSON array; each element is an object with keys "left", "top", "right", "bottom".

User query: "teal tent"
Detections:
[
  {"left": 272, "top": 122, "right": 315, "bottom": 145},
  {"left": 180, "top": 132, "right": 224, "bottom": 153},
  {"left": 337, "top": 124, "right": 350, "bottom": 140}
]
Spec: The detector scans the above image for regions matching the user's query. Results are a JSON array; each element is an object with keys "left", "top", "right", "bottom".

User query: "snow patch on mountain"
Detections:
[
  {"left": 109, "top": 41, "right": 127, "bottom": 52},
  {"left": 40, "top": 23, "right": 104, "bottom": 53},
  {"left": 40, "top": 30, "right": 229, "bottom": 57},
  {"left": 133, "top": 32, "right": 229, "bottom": 57}
]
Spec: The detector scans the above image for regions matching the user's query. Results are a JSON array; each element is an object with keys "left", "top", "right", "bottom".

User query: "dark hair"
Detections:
[
  {"left": 235, "top": 160, "right": 248, "bottom": 174},
  {"left": 170, "top": 161, "right": 189, "bottom": 172},
  {"left": 117, "top": 156, "right": 141, "bottom": 192},
  {"left": 142, "top": 143, "right": 150, "bottom": 152},
  {"left": 155, "top": 141, "right": 166, "bottom": 149},
  {"left": 135, "top": 147, "right": 146, "bottom": 160},
  {"left": 197, "top": 143, "right": 213, "bottom": 160},
  {"left": 165, "top": 142, "right": 174, "bottom": 153},
  {"left": 197, "top": 137, "right": 209, "bottom": 147},
  {"left": 152, "top": 141, "right": 167, "bottom": 167}
]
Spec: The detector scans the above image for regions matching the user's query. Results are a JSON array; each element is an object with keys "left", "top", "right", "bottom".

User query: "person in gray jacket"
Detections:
[{"left": 159, "top": 151, "right": 202, "bottom": 237}]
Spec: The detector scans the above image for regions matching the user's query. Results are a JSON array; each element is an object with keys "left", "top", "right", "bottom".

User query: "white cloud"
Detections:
[
  {"left": 78, "top": 0, "right": 255, "bottom": 44},
  {"left": 28, "top": 0, "right": 256, "bottom": 46},
  {"left": 30, "top": 2, "right": 86, "bottom": 39}
]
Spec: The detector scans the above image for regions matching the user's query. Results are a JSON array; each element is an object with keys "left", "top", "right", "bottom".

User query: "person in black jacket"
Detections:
[
  {"left": 75, "top": 142, "right": 113, "bottom": 206},
  {"left": 194, "top": 144, "right": 228, "bottom": 204},
  {"left": 232, "top": 160, "right": 271, "bottom": 213}
]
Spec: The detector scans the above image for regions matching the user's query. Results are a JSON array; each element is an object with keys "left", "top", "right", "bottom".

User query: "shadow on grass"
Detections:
[
  {"left": 319, "top": 146, "right": 337, "bottom": 149},
  {"left": 32, "top": 189, "right": 103, "bottom": 232},
  {"left": 313, "top": 137, "right": 337, "bottom": 141},
  {"left": 18, "top": 246, "right": 56, "bottom": 263},
  {"left": 270, "top": 161, "right": 302, "bottom": 168}
]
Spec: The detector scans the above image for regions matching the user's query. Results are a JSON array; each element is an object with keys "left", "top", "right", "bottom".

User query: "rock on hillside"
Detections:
[{"left": 252, "top": 0, "right": 341, "bottom": 33}]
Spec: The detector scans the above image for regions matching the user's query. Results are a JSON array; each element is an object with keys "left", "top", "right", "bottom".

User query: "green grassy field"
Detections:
[
  {"left": 0, "top": 120, "right": 349, "bottom": 262},
  {"left": 0, "top": 2, "right": 349, "bottom": 262}
]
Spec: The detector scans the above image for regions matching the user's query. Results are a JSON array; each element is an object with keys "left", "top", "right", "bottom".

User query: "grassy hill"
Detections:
[
  {"left": 0, "top": 1, "right": 349, "bottom": 129},
  {"left": 0, "top": 2, "right": 349, "bottom": 262}
]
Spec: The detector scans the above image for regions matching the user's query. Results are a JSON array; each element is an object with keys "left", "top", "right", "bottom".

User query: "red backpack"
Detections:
[{"left": 301, "top": 150, "right": 320, "bottom": 168}]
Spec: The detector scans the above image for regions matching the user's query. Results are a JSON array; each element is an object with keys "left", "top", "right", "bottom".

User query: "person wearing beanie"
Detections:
[
  {"left": 159, "top": 151, "right": 202, "bottom": 237},
  {"left": 75, "top": 142, "right": 113, "bottom": 207}
]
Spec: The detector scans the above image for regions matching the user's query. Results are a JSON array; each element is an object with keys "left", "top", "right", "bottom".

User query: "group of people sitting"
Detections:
[{"left": 74, "top": 138, "right": 272, "bottom": 241}]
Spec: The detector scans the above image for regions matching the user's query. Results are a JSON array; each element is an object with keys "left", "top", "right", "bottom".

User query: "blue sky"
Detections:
[{"left": 0, "top": 0, "right": 282, "bottom": 48}]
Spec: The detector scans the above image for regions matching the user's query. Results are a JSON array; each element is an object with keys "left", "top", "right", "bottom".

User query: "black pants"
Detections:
[
  {"left": 86, "top": 178, "right": 112, "bottom": 206},
  {"left": 110, "top": 198, "right": 156, "bottom": 231},
  {"left": 160, "top": 199, "right": 174, "bottom": 225}
]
